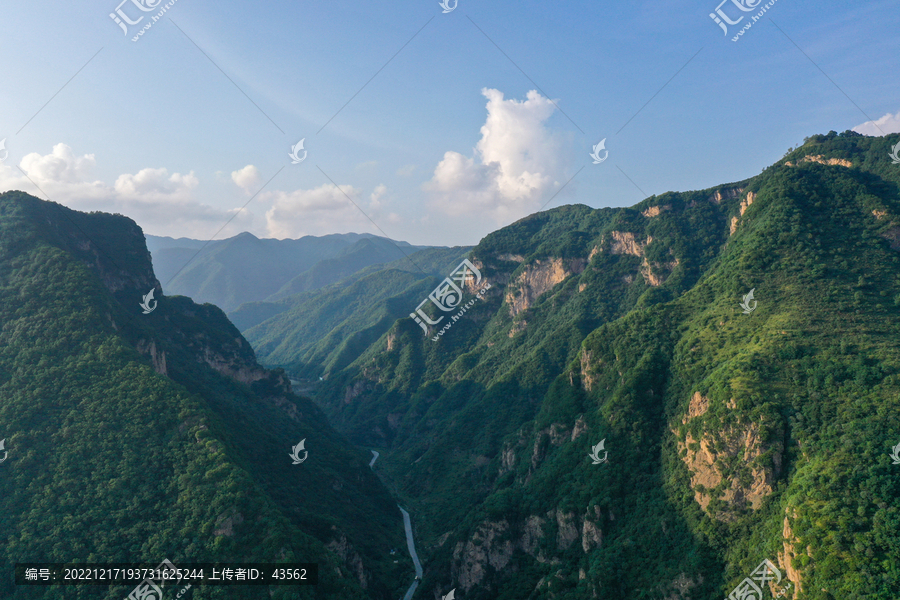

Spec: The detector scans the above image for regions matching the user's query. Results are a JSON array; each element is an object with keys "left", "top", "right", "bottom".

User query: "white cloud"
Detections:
[
  {"left": 424, "top": 88, "right": 574, "bottom": 223},
  {"left": 115, "top": 167, "right": 198, "bottom": 200},
  {"left": 853, "top": 110, "right": 900, "bottom": 136},
  {"left": 370, "top": 183, "right": 387, "bottom": 208},
  {"left": 0, "top": 143, "right": 246, "bottom": 239},
  {"left": 0, "top": 144, "right": 399, "bottom": 241},
  {"left": 263, "top": 183, "right": 370, "bottom": 238},
  {"left": 231, "top": 164, "right": 261, "bottom": 193}
]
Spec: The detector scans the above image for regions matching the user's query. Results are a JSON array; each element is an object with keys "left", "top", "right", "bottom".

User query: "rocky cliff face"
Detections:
[
  {"left": 451, "top": 506, "right": 605, "bottom": 593},
  {"left": 674, "top": 392, "right": 783, "bottom": 518},
  {"left": 505, "top": 257, "right": 586, "bottom": 318}
]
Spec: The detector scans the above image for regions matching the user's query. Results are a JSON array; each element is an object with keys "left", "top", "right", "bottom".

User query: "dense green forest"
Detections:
[
  {"left": 249, "top": 131, "right": 900, "bottom": 599},
  {"left": 0, "top": 191, "right": 407, "bottom": 599},
  {"left": 3, "top": 131, "right": 900, "bottom": 600}
]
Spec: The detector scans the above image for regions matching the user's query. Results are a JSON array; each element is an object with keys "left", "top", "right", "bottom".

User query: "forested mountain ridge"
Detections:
[
  {"left": 148, "top": 231, "right": 435, "bottom": 313},
  {"left": 239, "top": 245, "right": 472, "bottom": 379},
  {"left": 290, "top": 131, "right": 900, "bottom": 599},
  {"left": 0, "top": 191, "right": 406, "bottom": 600}
]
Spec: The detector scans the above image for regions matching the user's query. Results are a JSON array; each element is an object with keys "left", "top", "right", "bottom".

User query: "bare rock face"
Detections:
[
  {"left": 642, "top": 205, "right": 670, "bottom": 218},
  {"left": 581, "top": 512, "right": 603, "bottom": 552},
  {"left": 556, "top": 510, "right": 579, "bottom": 550},
  {"left": 683, "top": 391, "right": 709, "bottom": 422},
  {"left": 571, "top": 416, "right": 588, "bottom": 442},
  {"left": 675, "top": 392, "right": 783, "bottom": 518},
  {"left": 608, "top": 231, "right": 651, "bottom": 257},
  {"left": 730, "top": 192, "right": 757, "bottom": 235},
  {"left": 326, "top": 530, "right": 369, "bottom": 590},
  {"left": 136, "top": 339, "right": 167, "bottom": 376},
  {"left": 777, "top": 508, "right": 804, "bottom": 597},
  {"left": 505, "top": 258, "right": 586, "bottom": 318},
  {"left": 580, "top": 349, "right": 596, "bottom": 392},
  {"left": 786, "top": 155, "right": 852, "bottom": 167},
  {"left": 453, "top": 520, "right": 515, "bottom": 592},
  {"left": 709, "top": 187, "right": 745, "bottom": 204},
  {"left": 640, "top": 255, "right": 679, "bottom": 287}
]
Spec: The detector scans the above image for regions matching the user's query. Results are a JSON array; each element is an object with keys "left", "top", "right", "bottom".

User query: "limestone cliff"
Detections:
[{"left": 674, "top": 392, "right": 783, "bottom": 518}]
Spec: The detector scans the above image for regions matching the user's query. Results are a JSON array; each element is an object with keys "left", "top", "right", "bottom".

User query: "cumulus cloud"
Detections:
[
  {"left": 853, "top": 110, "right": 900, "bottom": 136},
  {"left": 115, "top": 167, "right": 198, "bottom": 200},
  {"left": 370, "top": 184, "right": 387, "bottom": 209},
  {"left": 424, "top": 88, "right": 573, "bottom": 223},
  {"left": 0, "top": 143, "right": 246, "bottom": 238},
  {"left": 231, "top": 164, "right": 261, "bottom": 194},
  {"left": 263, "top": 183, "right": 373, "bottom": 238},
  {"left": 0, "top": 144, "right": 398, "bottom": 241}
]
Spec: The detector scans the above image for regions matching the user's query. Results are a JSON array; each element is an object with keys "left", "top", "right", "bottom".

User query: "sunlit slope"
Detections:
[{"left": 291, "top": 132, "right": 900, "bottom": 599}]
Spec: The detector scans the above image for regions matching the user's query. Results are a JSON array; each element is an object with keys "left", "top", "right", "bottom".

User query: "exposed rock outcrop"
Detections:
[
  {"left": 608, "top": 231, "right": 651, "bottom": 257},
  {"left": 453, "top": 520, "right": 515, "bottom": 592},
  {"left": 786, "top": 155, "right": 852, "bottom": 167},
  {"left": 505, "top": 258, "right": 586, "bottom": 317},
  {"left": 709, "top": 187, "right": 745, "bottom": 204},
  {"left": 326, "top": 530, "right": 369, "bottom": 590},
  {"left": 642, "top": 205, "right": 670, "bottom": 218},
  {"left": 730, "top": 192, "right": 757, "bottom": 235},
  {"left": 136, "top": 339, "right": 167, "bottom": 376},
  {"left": 778, "top": 509, "right": 804, "bottom": 597},
  {"left": 675, "top": 392, "right": 783, "bottom": 517},
  {"left": 454, "top": 509, "right": 604, "bottom": 591},
  {"left": 640, "top": 255, "right": 679, "bottom": 287}
]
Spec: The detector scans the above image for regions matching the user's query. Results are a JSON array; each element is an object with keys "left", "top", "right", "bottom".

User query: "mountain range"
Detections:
[
  {"left": 0, "top": 192, "right": 407, "bottom": 599},
  {"left": 237, "top": 130, "right": 900, "bottom": 600},
  {"left": 3, "top": 130, "right": 900, "bottom": 600},
  {"left": 148, "top": 232, "right": 435, "bottom": 313}
]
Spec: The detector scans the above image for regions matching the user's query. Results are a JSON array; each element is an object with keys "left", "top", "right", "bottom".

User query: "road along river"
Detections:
[{"left": 399, "top": 506, "right": 423, "bottom": 600}]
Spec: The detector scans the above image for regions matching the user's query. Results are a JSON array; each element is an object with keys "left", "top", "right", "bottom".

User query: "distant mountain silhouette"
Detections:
[{"left": 147, "top": 231, "right": 435, "bottom": 312}]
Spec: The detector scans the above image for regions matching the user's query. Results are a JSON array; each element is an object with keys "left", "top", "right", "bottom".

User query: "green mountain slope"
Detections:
[
  {"left": 0, "top": 192, "right": 407, "bottom": 600},
  {"left": 257, "top": 131, "right": 900, "bottom": 599},
  {"left": 238, "top": 247, "right": 471, "bottom": 379}
]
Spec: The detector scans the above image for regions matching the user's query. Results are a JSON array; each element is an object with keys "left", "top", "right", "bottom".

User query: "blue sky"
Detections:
[{"left": 0, "top": 0, "right": 897, "bottom": 247}]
